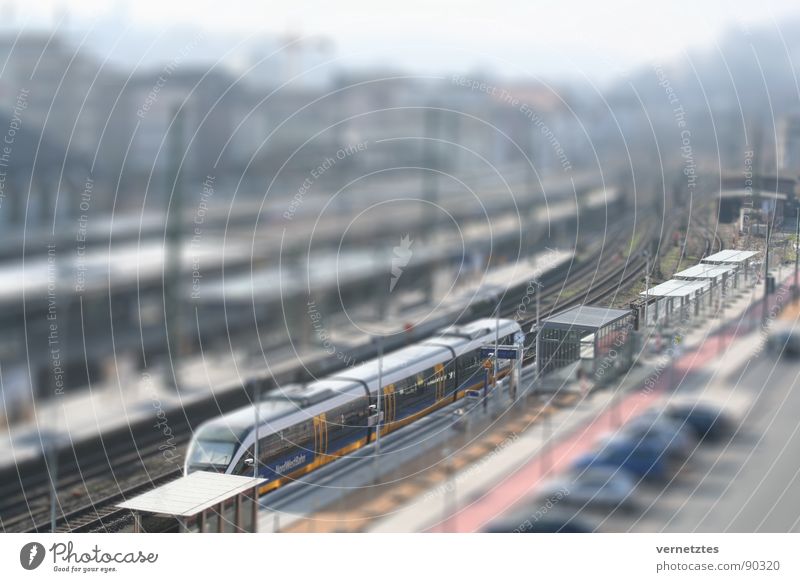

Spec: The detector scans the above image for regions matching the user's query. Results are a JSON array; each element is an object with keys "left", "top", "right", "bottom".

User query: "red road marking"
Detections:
[{"left": 429, "top": 389, "right": 662, "bottom": 532}]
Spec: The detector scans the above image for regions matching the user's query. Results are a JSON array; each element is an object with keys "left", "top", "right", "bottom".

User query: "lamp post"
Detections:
[
  {"left": 644, "top": 250, "right": 650, "bottom": 328},
  {"left": 373, "top": 335, "right": 384, "bottom": 483},
  {"left": 794, "top": 208, "right": 799, "bottom": 300},
  {"left": 535, "top": 278, "right": 541, "bottom": 384},
  {"left": 253, "top": 381, "right": 260, "bottom": 479},
  {"left": 763, "top": 220, "right": 772, "bottom": 325},
  {"left": 165, "top": 107, "right": 184, "bottom": 391},
  {"left": 541, "top": 393, "right": 552, "bottom": 477},
  {"left": 44, "top": 432, "right": 58, "bottom": 532},
  {"left": 482, "top": 360, "right": 491, "bottom": 413},
  {"left": 493, "top": 310, "right": 499, "bottom": 391}
]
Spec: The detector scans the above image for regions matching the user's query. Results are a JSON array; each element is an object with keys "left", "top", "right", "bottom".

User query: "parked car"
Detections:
[
  {"left": 484, "top": 510, "right": 595, "bottom": 533},
  {"left": 538, "top": 466, "right": 638, "bottom": 511},
  {"left": 573, "top": 439, "right": 670, "bottom": 481},
  {"left": 664, "top": 402, "right": 733, "bottom": 443},
  {"left": 767, "top": 322, "right": 800, "bottom": 357},
  {"left": 623, "top": 413, "right": 695, "bottom": 459}
]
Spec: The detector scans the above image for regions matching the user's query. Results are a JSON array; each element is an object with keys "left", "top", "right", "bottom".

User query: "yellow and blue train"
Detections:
[{"left": 184, "top": 318, "right": 522, "bottom": 493}]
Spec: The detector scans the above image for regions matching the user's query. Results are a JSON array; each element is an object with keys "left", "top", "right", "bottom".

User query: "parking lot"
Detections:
[{"left": 491, "top": 351, "right": 800, "bottom": 533}]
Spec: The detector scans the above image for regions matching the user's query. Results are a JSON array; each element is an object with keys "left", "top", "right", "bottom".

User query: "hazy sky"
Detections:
[{"left": 8, "top": 0, "right": 800, "bottom": 81}]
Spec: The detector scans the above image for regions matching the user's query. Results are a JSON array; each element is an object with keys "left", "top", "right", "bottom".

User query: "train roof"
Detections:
[
  {"left": 196, "top": 400, "right": 299, "bottom": 442},
  {"left": 424, "top": 319, "right": 521, "bottom": 352},
  {"left": 326, "top": 318, "right": 521, "bottom": 392},
  {"left": 329, "top": 343, "right": 453, "bottom": 389},
  {"left": 437, "top": 318, "right": 520, "bottom": 341},
  {"left": 194, "top": 383, "right": 341, "bottom": 440},
  {"left": 262, "top": 382, "right": 341, "bottom": 407}
]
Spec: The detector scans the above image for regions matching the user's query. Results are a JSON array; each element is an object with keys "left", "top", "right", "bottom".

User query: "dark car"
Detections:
[
  {"left": 623, "top": 413, "right": 696, "bottom": 459},
  {"left": 767, "top": 324, "right": 800, "bottom": 358},
  {"left": 664, "top": 403, "right": 733, "bottom": 443},
  {"left": 484, "top": 510, "right": 595, "bottom": 533},
  {"left": 538, "top": 466, "right": 639, "bottom": 512}
]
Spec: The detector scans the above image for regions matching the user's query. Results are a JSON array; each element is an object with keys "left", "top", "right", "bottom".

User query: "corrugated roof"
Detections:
[
  {"left": 641, "top": 279, "right": 709, "bottom": 298},
  {"left": 674, "top": 263, "right": 735, "bottom": 279},
  {"left": 542, "top": 305, "right": 632, "bottom": 333},
  {"left": 117, "top": 472, "right": 265, "bottom": 517},
  {"left": 702, "top": 249, "right": 759, "bottom": 264}
]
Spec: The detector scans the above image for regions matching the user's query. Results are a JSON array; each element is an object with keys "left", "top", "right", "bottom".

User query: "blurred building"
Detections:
[
  {"left": 123, "top": 68, "right": 266, "bottom": 179},
  {"left": 778, "top": 114, "right": 800, "bottom": 174},
  {"left": 0, "top": 33, "right": 105, "bottom": 226}
]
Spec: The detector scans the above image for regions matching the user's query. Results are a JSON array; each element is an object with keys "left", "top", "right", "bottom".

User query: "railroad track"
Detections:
[
  {"left": 54, "top": 470, "right": 181, "bottom": 533},
  {"left": 0, "top": 432, "right": 187, "bottom": 533},
  {"left": 3, "top": 210, "right": 659, "bottom": 533},
  {"left": 0, "top": 361, "right": 253, "bottom": 533},
  {"left": 519, "top": 213, "right": 657, "bottom": 328}
]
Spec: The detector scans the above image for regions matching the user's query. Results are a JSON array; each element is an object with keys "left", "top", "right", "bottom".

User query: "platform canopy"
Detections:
[
  {"left": 117, "top": 471, "right": 265, "bottom": 517},
  {"left": 702, "top": 249, "right": 759, "bottom": 265},
  {"left": 541, "top": 305, "right": 632, "bottom": 333},
  {"left": 674, "top": 263, "right": 735, "bottom": 280},
  {"left": 641, "top": 279, "right": 709, "bottom": 299}
]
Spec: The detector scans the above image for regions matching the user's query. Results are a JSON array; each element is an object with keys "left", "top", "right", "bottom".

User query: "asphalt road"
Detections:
[{"left": 596, "top": 352, "right": 800, "bottom": 533}]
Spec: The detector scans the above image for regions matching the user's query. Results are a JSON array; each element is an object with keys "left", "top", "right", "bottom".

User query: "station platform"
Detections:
[{"left": 363, "top": 272, "right": 789, "bottom": 532}]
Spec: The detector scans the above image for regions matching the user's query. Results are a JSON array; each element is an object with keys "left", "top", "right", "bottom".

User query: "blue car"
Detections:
[
  {"left": 572, "top": 440, "right": 670, "bottom": 481},
  {"left": 622, "top": 418, "right": 694, "bottom": 460},
  {"left": 665, "top": 403, "right": 732, "bottom": 443}
]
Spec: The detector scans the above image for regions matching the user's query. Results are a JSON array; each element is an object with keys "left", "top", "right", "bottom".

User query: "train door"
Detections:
[
  {"left": 313, "top": 413, "right": 328, "bottom": 460},
  {"left": 382, "top": 384, "right": 396, "bottom": 429},
  {"left": 434, "top": 363, "right": 446, "bottom": 402}
]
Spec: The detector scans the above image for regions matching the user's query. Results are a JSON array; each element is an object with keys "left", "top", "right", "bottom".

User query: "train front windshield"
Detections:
[
  {"left": 188, "top": 441, "right": 236, "bottom": 471},
  {"left": 186, "top": 424, "right": 244, "bottom": 473}
]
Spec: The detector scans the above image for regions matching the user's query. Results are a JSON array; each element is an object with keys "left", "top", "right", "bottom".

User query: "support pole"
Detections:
[
  {"left": 48, "top": 441, "right": 57, "bottom": 533},
  {"left": 644, "top": 251, "right": 650, "bottom": 327},
  {"left": 165, "top": 107, "right": 185, "bottom": 390},
  {"left": 251, "top": 486, "right": 258, "bottom": 533},
  {"left": 373, "top": 336, "right": 383, "bottom": 483},
  {"left": 763, "top": 220, "right": 772, "bottom": 325},
  {"left": 235, "top": 496, "right": 242, "bottom": 533},
  {"left": 542, "top": 394, "right": 551, "bottom": 476},
  {"left": 483, "top": 365, "right": 490, "bottom": 413},
  {"left": 493, "top": 310, "right": 499, "bottom": 391},
  {"left": 535, "top": 280, "right": 541, "bottom": 379},
  {"left": 794, "top": 207, "right": 799, "bottom": 300},
  {"left": 376, "top": 336, "right": 383, "bottom": 456},
  {"left": 253, "top": 382, "right": 260, "bottom": 479}
]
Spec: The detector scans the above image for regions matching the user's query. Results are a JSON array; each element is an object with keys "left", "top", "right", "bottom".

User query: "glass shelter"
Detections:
[{"left": 536, "top": 305, "right": 635, "bottom": 383}]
